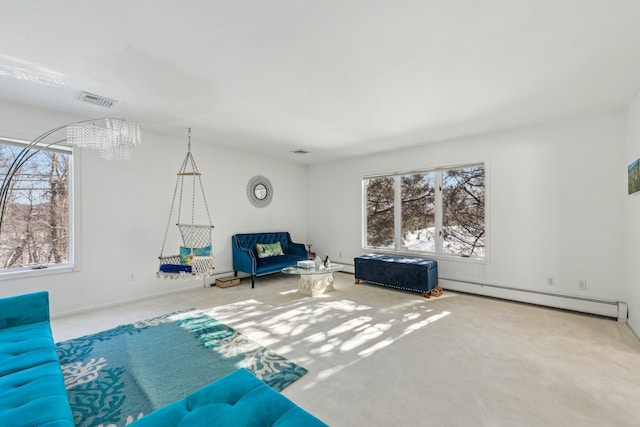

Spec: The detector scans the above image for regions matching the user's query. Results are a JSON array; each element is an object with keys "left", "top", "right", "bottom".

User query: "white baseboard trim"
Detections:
[
  {"left": 440, "top": 278, "right": 623, "bottom": 320},
  {"left": 52, "top": 270, "right": 239, "bottom": 319}
]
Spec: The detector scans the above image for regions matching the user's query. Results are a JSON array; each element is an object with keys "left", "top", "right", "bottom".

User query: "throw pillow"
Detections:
[
  {"left": 179, "top": 246, "right": 212, "bottom": 266},
  {"left": 256, "top": 241, "right": 284, "bottom": 258}
]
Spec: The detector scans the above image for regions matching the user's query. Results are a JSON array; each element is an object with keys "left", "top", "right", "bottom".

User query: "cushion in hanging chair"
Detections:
[
  {"left": 159, "top": 264, "right": 192, "bottom": 273},
  {"left": 179, "top": 246, "right": 212, "bottom": 265}
]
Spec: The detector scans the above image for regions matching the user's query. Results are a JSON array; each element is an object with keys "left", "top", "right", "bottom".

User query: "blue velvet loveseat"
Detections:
[
  {"left": 0, "top": 291, "right": 74, "bottom": 427},
  {"left": 232, "top": 232, "right": 308, "bottom": 288}
]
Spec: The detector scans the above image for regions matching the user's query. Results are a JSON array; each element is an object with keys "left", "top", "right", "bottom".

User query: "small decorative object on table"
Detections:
[
  {"left": 297, "top": 260, "right": 315, "bottom": 269},
  {"left": 307, "top": 244, "right": 316, "bottom": 260},
  {"left": 323, "top": 252, "right": 330, "bottom": 268}
]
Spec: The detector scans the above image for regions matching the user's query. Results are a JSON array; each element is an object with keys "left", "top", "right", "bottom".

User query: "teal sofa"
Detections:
[
  {"left": 128, "top": 368, "right": 327, "bottom": 427},
  {"left": 0, "top": 292, "right": 327, "bottom": 427},
  {"left": 232, "top": 232, "right": 308, "bottom": 288},
  {"left": 0, "top": 291, "right": 74, "bottom": 427}
]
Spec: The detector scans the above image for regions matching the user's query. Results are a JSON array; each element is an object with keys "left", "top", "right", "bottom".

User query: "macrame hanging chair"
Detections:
[{"left": 157, "top": 128, "right": 214, "bottom": 284}]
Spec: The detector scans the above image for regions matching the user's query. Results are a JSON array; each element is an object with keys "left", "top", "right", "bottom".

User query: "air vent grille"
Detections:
[{"left": 78, "top": 91, "right": 118, "bottom": 108}]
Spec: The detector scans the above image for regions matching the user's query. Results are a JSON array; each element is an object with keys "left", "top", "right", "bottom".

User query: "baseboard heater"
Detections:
[{"left": 441, "top": 277, "right": 627, "bottom": 322}]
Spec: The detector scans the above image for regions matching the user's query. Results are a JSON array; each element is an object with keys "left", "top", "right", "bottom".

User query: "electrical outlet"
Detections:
[
  {"left": 129, "top": 272, "right": 136, "bottom": 281},
  {"left": 547, "top": 277, "right": 554, "bottom": 286},
  {"left": 578, "top": 280, "right": 587, "bottom": 290}
]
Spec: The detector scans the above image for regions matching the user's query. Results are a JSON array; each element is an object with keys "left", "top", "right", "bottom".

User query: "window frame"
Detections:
[
  {"left": 362, "top": 161, "right": 488, "bottom": 263},
  {"left": 0, "top": 136, "right": 78, "bottom": 280}
]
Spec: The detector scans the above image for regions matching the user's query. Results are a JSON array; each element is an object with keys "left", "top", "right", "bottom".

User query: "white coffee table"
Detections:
[{"left": 282, "top": 264, "right": 344, "bottom": 296}]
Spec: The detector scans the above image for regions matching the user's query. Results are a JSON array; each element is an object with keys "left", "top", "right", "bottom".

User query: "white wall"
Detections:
[
  {"left": 624, "top": 91, "right": 640, "bottom": 333},
  {"left": 0, "top": 99, "right": 630, "bottom": 319},
  {"left": 0, "top": 100, "right": 308, "bottom": 316},
  {"left": 308, "top": 112, "right": 626, "bottom": 305}
]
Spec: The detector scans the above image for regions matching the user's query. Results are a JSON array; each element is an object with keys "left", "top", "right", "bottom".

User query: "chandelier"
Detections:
[{"left": 66, "top": 118, "right": 141, "bottom": 160}]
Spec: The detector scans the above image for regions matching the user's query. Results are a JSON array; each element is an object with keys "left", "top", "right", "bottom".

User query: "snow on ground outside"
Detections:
[{"left": 402, "top": 227, "right": 485, "bottom": 257}]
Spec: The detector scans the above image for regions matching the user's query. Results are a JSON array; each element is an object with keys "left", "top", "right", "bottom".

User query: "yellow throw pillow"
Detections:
[{"left": 256, "top": 242, "right": 284, "bottom": 258}]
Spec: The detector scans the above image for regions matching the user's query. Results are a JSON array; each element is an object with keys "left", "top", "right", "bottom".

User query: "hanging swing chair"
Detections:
[{"left": 158, "top": 128, "right": 214, "bottom": 284}]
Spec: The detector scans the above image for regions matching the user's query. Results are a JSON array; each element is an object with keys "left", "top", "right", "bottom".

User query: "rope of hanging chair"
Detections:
[
  {"left": 159, "top": 129, "right": 213, "bottom": 259},
  {"left": 159, "top": 167, "right": 183, "bottom": 258},
  {"left": 189, "top": 153, "right": 213, "bottom": 227},
  {"left": 191, "top": 159, "right": 196, "bottom": 226},
  {"left": 176, "top": 152, "right": 189, "bottom": 226}
]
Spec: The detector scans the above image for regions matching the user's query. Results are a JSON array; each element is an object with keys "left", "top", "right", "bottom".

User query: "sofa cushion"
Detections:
[
  {"left": 127, "top": 368, "right": 326, "bottom": 427},
  {"left": 256, "top": 242, "right": 284, "bottom": 258},
  {"left": 0, "top": 321, "right": 74, "bottom": 427},
  {"left": 0, "top": 322, "right": 61, "bottom": 376},
  {"left": 256, "top": 255, "right": 301, "bottom": 275},
  {"left": 160, "top": 264, "right": 192, "bottom": 273}
]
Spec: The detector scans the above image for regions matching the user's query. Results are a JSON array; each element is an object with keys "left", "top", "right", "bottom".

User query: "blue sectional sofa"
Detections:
[
  {"left": 232, "top": 232, "right": 308, "bottom": 288},
  {"left": 128, "top": 368, "right": 327, "bottom": 427},
  {"left": 0, "top": 291, "right": 74, "bottom": 427},
  {"left": 0, "top": 292, "right": 326, "bottom": 426}
]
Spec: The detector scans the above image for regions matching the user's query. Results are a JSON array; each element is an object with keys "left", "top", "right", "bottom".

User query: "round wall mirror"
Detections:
[
  {"left": 254, "top": 183, "right": 268, "bottom": 200},
  {"left": 247, "top": 175, "right": 273, "bottom": 207}
]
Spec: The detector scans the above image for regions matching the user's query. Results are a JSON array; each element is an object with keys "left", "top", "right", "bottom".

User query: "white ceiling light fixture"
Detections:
[
  {"left": 67, "top": 118, "right": 142, "bottom": 160},
  {"left": 291, "top": 149, "right": 309, "bottom": 155}
]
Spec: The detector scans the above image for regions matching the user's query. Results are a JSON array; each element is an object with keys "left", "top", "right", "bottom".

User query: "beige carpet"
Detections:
[{"left": 52, "top": 272, "right": 640, "bottom": 426}]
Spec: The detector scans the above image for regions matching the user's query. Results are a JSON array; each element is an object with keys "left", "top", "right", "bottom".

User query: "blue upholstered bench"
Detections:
[
  {"left": 128, "top": 368, "right": 327, "bottom": 427},
  {"left": 354, "top": 254, "right": 439, "bottom": 298}
]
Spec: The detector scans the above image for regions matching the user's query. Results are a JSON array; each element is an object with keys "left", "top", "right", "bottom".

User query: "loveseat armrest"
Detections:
[
  {"left": 0, "top": 291, "right": 50, "bottom": 330},
  {"left": 286, "top": 232, "right": 308, "bottom": 258},
  {"left": 232, "top": 235, "right": 257, "bottom": 276}
]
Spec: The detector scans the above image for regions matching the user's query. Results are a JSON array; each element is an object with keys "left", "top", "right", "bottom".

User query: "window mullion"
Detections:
[
  {"left": 435, "top": 171, "right": 443, "bottom": 255},
  {"left": 394, "top": 176, "right": 402, "bottom": 251}
]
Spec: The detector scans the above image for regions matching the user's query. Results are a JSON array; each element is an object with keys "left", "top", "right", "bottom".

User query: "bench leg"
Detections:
[
  {"left": 251, "top": 275, "right": 255, "bottom": 289},
  {"left": 422, "top": 292, "right": 430, "bottom": 299},
  {"left": 354, "top": 279, "right": 360, "bottom": 284}
]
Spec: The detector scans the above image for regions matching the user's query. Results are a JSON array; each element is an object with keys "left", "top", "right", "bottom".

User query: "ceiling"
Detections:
[{"left": 1, "top": 1, "right": 640, "bottom": 164}]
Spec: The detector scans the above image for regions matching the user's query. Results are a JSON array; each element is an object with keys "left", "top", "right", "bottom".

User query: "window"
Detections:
[
  {"left": 364, "top": 164, "right": 485, "bottom": 259},
  {"left": 0, "top": 138, "right": 73, "bottom": 274}
]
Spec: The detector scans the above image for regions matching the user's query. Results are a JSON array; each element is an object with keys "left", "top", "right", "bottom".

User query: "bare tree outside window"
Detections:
[
  {"left": 0, "top": 142, "right": 70, "bottom": 270},
  {"left": 442, "top": 166, "right": 485, "bottom": 257},
  {"left": 364, "top": 164, "right": 485, "bottom": 259},
  {"left": 401, "top": 173, "right": 435, "bottom": 251},
  {"left": 365, "top": 176, "right": 394, "bottom": 248}
]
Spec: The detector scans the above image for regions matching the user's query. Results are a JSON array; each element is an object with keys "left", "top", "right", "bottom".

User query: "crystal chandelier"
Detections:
[{"left": 66, "top": 118, "right": 142, "bottom": 160}]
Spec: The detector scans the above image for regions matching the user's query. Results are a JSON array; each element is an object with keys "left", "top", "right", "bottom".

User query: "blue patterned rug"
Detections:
[{"left": 55, "top": 309, "right": 308, "bottom": 426}]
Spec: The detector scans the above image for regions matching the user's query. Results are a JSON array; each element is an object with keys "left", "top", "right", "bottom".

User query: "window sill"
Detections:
[
  {"left": 362, "top": 248, "right": 488, "bottom": 264},
  {"left": 0, "top": 264, "right": 76, "bottom": 281}
]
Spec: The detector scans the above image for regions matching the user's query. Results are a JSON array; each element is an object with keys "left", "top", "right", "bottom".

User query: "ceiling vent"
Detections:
[
  {"left": 78, "top": 91, "right": 118, "bottom": 108},
  {"left": 291, "top": 149, "right": 309, "bottom": 155}
]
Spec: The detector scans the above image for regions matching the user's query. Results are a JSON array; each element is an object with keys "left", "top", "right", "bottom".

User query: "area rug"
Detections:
[{"left": 55, "top": 309, "right": 308, "bottom": 427}]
